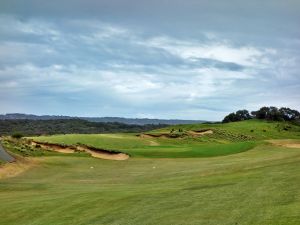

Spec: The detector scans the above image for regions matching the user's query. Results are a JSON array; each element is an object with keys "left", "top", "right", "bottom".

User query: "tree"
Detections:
[
  {"left": 222, "top": 110, "right": 252, "bottom": 123},
  {"left": 279, "top": 107, "right": 300, "bottom": 121},
  {"left": 236, "top": 110, "right": 252, "bottom": 120},
  {"left": 251, "top": 106, "right": 269, "bottom": 119},
  {"left": 251, "top": 106, "right": 300, "bottom": 121}
]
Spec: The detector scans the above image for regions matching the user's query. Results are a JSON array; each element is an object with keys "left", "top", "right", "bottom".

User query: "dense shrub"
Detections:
[
  {"left": 251, "top": 107, "right": 300, "bottom": 121},
  {"left": 222, "top": 110, "right": 252, "bottom": 123},
  {"left": 11, "top": 132, "right": 23, "bottom": 139}
]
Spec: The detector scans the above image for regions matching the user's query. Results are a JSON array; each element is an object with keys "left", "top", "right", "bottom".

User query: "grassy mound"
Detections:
[
  {"left": 154, "top": 119, "right": 300, "bottom": 140},
  {"left": 31, "top": 120, "right": 300, "bottom": 158}
]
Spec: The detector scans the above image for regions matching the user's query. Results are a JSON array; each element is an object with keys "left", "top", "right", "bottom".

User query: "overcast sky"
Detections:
[{"left": 0, "top": 0, "right": 299, "bottom": 120}]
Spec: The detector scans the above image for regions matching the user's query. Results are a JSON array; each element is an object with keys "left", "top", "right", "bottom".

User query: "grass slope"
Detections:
[
  {"left": 155, "top": 119, "right": 300, "bottom": 139},
  {"left": 32, "top": 120, "right": 300, "bottom": 158},
  {"left": 0, "top": 144, "right": 300, "bottom": 225}
]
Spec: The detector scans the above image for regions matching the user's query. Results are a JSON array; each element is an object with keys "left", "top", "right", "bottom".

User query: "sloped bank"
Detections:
[
  {"left": 30, "top": 140, "right": 129, "bottom": 160},
  {"left": 138, "top": 129, "right": 214, "bottom": 139}
]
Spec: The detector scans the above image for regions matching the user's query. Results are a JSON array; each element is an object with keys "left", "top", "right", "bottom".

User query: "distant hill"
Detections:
[
  {"left": 0, "top": 113, "right": 207, "bottom": 125},
  {"left": 0, "top": 119, "right": 168, "bottom": 136}
]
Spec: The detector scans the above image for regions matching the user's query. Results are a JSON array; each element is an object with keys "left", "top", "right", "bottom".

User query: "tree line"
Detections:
[
  {"left": 223, "top": 106, "right": 300, "bottom": 123},
  {"left": 0, "top": 119, "right": 168, "bottom": 136}
]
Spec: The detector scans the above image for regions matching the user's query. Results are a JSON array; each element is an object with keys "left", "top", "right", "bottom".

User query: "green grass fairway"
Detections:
[
  {"left": 1, "top": 120, "right": 300, "bottom": 224},
  {"left": 0, "top": 143, "right": 300, "bottom": 225}
]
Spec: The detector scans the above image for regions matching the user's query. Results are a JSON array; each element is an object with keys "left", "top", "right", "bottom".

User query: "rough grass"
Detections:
[
  {"left": 0, "top": 144, "right": 300, "bottom": 225},
  {"left": 155, "top": 119, "right": 300, "bottom": 140},
  {"left": 1, "top": 139, "right": 62, "bottom": 157}
]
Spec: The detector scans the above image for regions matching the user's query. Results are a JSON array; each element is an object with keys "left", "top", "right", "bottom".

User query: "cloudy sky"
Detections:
[{"left": 0, "top": 0, "right": 299, "bottom": 120}]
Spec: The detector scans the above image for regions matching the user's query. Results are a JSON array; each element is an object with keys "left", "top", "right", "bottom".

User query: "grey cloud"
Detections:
[
  {"left": 0, "top": 2, "right": 299, "bottom": 120},
  {"left": 190, "top": 58, "right": 245, "bottom": 71},
  {"left": 1, "top": 0, "right": 300, "bottom": 41}
]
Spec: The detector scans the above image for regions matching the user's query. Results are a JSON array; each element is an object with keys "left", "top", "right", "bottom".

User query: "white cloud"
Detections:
[{"left": 144, "top": 36, "right": 276, "bottom": 67}]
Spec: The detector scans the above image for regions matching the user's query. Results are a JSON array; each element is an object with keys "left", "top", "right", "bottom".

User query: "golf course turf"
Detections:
[{"left": 0, "top": 120, "right": 300, "bottom": 225}]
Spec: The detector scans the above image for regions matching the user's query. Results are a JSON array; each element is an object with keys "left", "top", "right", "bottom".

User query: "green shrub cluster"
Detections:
[
  {"left": 213, "top": 129, "right": 254, "bottom": 141},
  {"left": 1, "top": 139, "right": 54, "bottom": 157}
]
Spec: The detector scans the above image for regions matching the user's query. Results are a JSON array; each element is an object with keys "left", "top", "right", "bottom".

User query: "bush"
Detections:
[{"left": 11, "top": 133, "right": 23, "bottom": 139}]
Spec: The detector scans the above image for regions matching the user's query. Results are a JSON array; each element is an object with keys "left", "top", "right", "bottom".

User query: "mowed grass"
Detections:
[{"left": 0, "top": 144, "right": 300, "bottom": 225}]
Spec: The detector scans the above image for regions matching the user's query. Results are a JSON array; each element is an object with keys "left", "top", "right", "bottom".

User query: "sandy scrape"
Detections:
[{"left": 187, "top": 129, "right": 213, "bottom": 136}]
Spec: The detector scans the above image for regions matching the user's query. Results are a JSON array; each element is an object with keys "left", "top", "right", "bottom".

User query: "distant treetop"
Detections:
[{"left": 222, "top": 107, "right": 300, "bottom": 123}]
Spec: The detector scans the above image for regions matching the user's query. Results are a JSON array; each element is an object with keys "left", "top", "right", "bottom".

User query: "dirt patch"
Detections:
[
  {"left": 30, "top": 141, "right": 129, "bottom": 160},
  {"left": 268, "top": 140, "right": 300, "bottom": 149},
  {"left": 0, "top": 157, "right": 39, "bottom": 179},
  {"left": 139, "top": 133, "right": 169, "bottom": 138},
  {"left": 148, "top": 140, "right": 160, "bottom": 146},
  {"left": 283, "top": 144, "right": 300, "bottom": 148}
]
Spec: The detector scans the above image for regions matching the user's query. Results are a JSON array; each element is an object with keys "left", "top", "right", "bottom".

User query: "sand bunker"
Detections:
[
  {"left": 188, "top": 129, "right": 213, "bottom": 136},
  {"left": 31, "top": 142, "right": 76, "bottom": 153},
  {"left": 77, "top": 146, "right": 129, "bottom": 160},
  {"left": 31, "top": 141, "right": 129, "bottom": 160}
]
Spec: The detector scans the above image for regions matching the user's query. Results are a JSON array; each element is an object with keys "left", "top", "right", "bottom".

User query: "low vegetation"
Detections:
[{"left": 1, "top": 138, "right": 61, "bottom": 157}]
